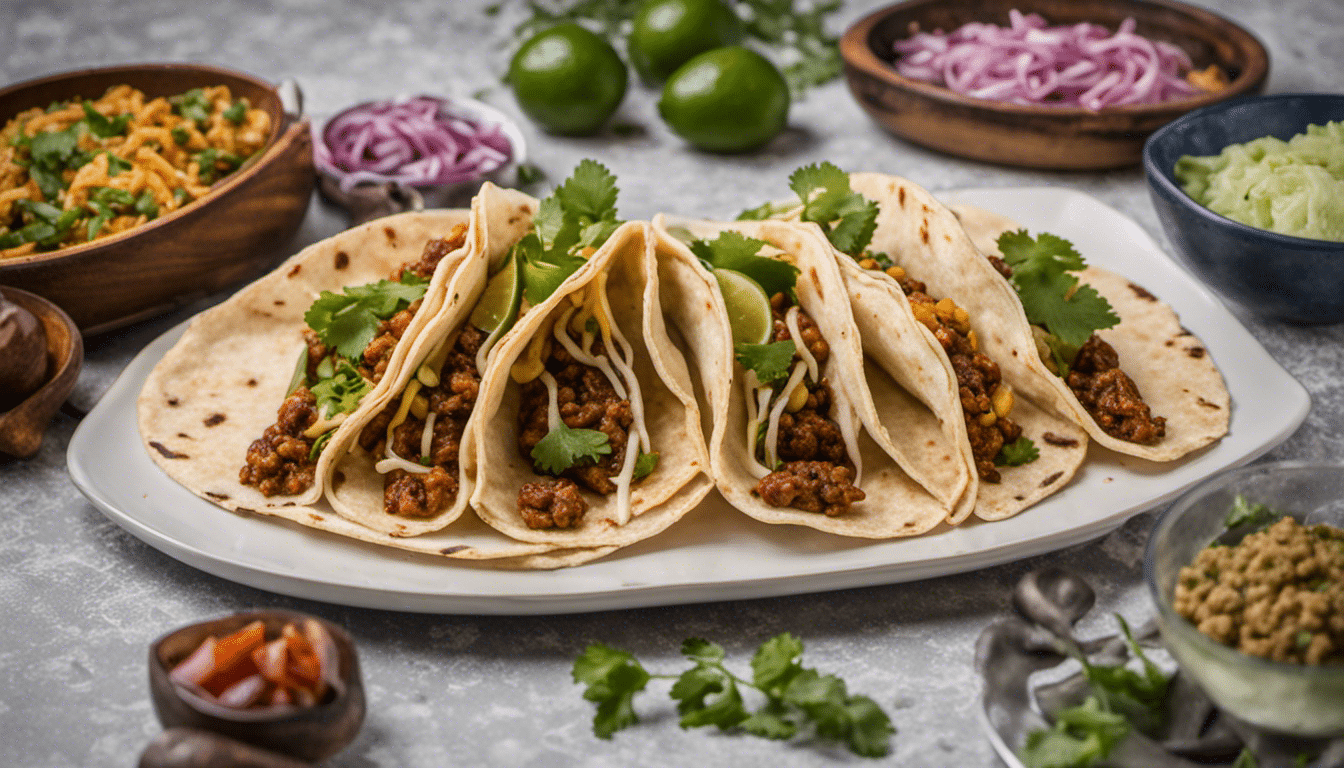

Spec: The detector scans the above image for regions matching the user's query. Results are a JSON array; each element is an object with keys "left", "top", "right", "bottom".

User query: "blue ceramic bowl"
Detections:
[{"left": 1143, "top": 93, "right": 1344, "bottom": 324}]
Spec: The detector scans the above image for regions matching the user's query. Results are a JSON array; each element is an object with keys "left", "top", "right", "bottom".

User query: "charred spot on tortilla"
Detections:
[
  {"left": 247, "top": 379, "right": 258, "bottom": 387},
  {"left": 204, "top": 413, "right": 226, "bottom": 427},
  {"left": 809, "top": 268, "right": 823, "bottom": 299},
  {"left": 441, "top": 545, "right": 470, "bottom": 555},
  {"left": 507, "top": 215, "right": 519, "bottom": 225},
  {"left": 1042, "top": 432, "right": 1080, "bottom": 448},
  {"left": 235, "top": 507, "right": 256, "bottom": 515},
  {"left": 1129, "top": 283, "right": 1158, "bottom": 301},
  {"left": 334, "top": 251, "right": 350, "bottom": 270},
  {"left": 287, "top": 263, "right": 302, "bottom": 278},
  {"left": 281, "top": 502, "right": 295, "bottom": 507},
  {"left": 1040, "top": 471, "right": 1064, "bottom": 487},
  {"left": 383, "top": 226, "right": 397, "bottom": 245},
  {"left": 176, "top": 432, "right": 190, "bottom": 439},
  {"left": 167, "top": 397, "right": 179, "bottom": 406},
  {"left": 1014, "top": 495, "right": 1026, "bottom": 501},
  {"left": 1197, "top": 397, "right": 1221, "bottom": 410},
  {"left": 204, "top": 491, "right": 229, "bottom": 501},
  {"left": 898, "top": 187, "right": 906, "bottom": 207},
  {"left": 1178, "top": 326, "right": 1194, "bottom": 337},
  {"left": 1188, "top": 346, "right": 1206, "bottom": 358},
  {"left": 273, "top": 300, "right": 284, "bottom": 306},
  {"left": 308, "top": 514, "right": 323, "bottom": 523},
  {"left": 920, "top": 222, "right": 929, "bottom": 244},
  {"left": 149, "top": 441, "right": 188, "bottom": 459},
  {"left": 1165, "top": 340, "right": 1175, "bottom": 347}
]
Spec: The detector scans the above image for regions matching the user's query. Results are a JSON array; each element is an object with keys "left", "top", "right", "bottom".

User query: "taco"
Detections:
[
  {"left": 944, "top": 199, "right": 1230, "bottom": 460},
  {"left": 468, "top": 216, "right": 714, "bottom": 548},
  {"left": 742, "top": 164, "right": 1087, "bottom": 521},
  {"left": 652, "top": 215, "right": 963, "bottom": 538}
]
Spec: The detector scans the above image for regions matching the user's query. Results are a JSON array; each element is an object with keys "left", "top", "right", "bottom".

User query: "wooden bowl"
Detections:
[
  {"left": 148, "top": 610, "right": 365, "bottom": 763},
  {"left": 840, "top": 0, "right": 1270, "bottom": 169},
  {"left": 0, "top": 63, "right": 315, "bottom": 334},
  {"left": 0, "top": 286, "right": 82, "bottom": 459}
]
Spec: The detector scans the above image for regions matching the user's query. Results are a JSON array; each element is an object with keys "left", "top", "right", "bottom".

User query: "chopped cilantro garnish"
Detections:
[
  {"left": 517, "top": 159, "right": 622, "bottom": 305},
  {"left": 308, "top": 361, "right": 371, "bottom": 419},
  {"left": 997, "top": 230, "right": 1119, "bottom": 348},
  {"left": 690, "top": 231, "right": 799, "bottom": 299},
  {"left": 134, "top": 190, "right": 159, "bottom": 219},
  {"left": 632, "top": 451, "right": 659, "bottom": 480},
  {"left": 530, "top": 423, "right": 612, "bottom": 475},
  {"left": 303, "top": 272, "right": 429, "bottom": 360},
  {"left": 573, "top": 632, "right": 893, "bottom": 757},
  {"left": 734, "top": 340, "right": 796, "bottom": 384},
  {"left": 1020, "top": 695, "right": 1129, "bottom": 768},
  {"left": 737, "top": 199, "right": 796, "bottom": 221},
  {"left": 1224, "top": 494, "right": 1277, "bottom": 531},
  {"left": 104, "top": 152, "right": 132, "bottom": 176},
  {"left": 222, "top": 101, "right": 247, "bottom": 124},
  {"left": 173, "top": 88, "right": 213, "bottom": 126},
  {"left": 81, "top": 101, "right": 131, "bottom": 138},
  {"left": 171, "top": 125, "right": 190, "bottom": 145},
  {"left": 995, "top": 436, "right": 1039, "bottom": 467}
]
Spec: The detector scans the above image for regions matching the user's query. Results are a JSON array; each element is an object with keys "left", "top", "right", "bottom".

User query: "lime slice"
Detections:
[
  {"left": 715, "top": 268, "right": 772, "bottom": 346},
  {"left": 470, "top": 248, "right": 522, "bottom": 333}
]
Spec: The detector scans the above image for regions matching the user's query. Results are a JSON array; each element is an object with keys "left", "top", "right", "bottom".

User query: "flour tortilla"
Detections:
[
  {"left": 653, "top": 215, "right": 956, "bottom": 538},
  {"left": 139, "top": 206, "right": 615, "bottom": 567},
  {"left": 950, "top": 201, "right": 1231, "bottom": 461},
  {"left": 469, "top": 219, "right": 714, "bottom": 548}
]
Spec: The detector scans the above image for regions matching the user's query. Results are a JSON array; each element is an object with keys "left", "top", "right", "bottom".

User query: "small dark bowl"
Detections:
[
  {"left": 1144, "top": 93, "right": 1344, "bottom": 325},
  {"left": 840, "top": 0, "right": 1269, "bottom": 169},
  {"left": 0, "top": 286, "right": 82, "bottom": 459},
  {"left": 0, "top": 63, "right": 315, "bottom": 334},
  {"left": 148, "top": 610, "right": 365, "bottom": 763}
]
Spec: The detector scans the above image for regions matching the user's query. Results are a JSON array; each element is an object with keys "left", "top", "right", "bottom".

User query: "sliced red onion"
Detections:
[
  {"left": 315, "top": 96, "right": 513, "bottom": 192},
  {"left": 893, "top": 12, "right": 1200, "bottom": 110}
]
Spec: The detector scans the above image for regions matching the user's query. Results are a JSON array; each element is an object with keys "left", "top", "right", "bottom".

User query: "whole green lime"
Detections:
[
  {"left": 628, "top": 0, "right": 744, "bottom": 84},
  {"left": 509, "top": 22, "right": 627, "bottom": 135},
  {"left": 659, "top": 46, "right": 790, "bottom": 153}
]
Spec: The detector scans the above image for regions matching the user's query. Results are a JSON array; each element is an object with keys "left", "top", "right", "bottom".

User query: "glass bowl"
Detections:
[{"left": 1144, "top": 460, "right": 1344, "bottom": 737}]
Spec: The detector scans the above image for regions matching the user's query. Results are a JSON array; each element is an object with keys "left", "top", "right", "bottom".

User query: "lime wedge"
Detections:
[
  {"left": 715, "top": 268, "right": 772, "bottom": 346},
  {"left": 470, "top": 247, "right": 523, "bottom": 334}
]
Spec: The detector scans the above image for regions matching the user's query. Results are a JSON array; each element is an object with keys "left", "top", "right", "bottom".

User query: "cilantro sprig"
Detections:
[
  {"left": 309, "top": 359, "right": 372, "bottom": 419},
  {"left": 787, "top": 162, "right": 880, "bottom": 257},
  {"left": 1020, "top": 616, "right": 1170, "bottom": 768},
  {"left": 995, "top": 436, "right": 1039, "bottom": 467},
  {"left": 530, "top": 423, "right": 612, "bottom": 475},
  {"left": 516, "top": 159, "right": 622, "bottom": 305},
  {"left": 303, "top": 271, "right": 429, "bottom": 360},
  {"left": 997, "top": 231, "right": 1118, "bottom": 349},
  {"left": 573, "top": 633, "right": 894, "bottom": 757},
  {"left": 735, "top": 340, "right": 796, "bottom": 384},
  {"left": 690, "top": 231, "right": 798, "bottom": 298},
  {"left": 1224, "top": 494, "right": 1277, "bottom": 531}
]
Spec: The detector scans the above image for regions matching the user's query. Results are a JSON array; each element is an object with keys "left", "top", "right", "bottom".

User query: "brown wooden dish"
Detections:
[
  {"left": 840, "top": 0, "right": 1270, "bottom": 169},
  {"left": 148, "top": 610, "right": 365, "bottom": 763},
  {"left": 0, "top": 286, "right": 82, "bottom": 459},
  {"left": 0, "top": 63, "right": 315, "bottom": 334}
]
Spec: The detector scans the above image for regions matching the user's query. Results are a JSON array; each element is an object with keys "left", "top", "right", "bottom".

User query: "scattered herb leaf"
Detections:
[
  {"left": 995, "top": 436, "right": 1039, "bottom": 467},
  {"left": 308, "top": 361, "right": 371, "bottom": 419},
  {"left": 633, "top": 451, "right": 659, "bottom": 480},
  {"left": 303, "top": 272, "right": 429, "bottom": 359},
  {"left": 997, "top": 230, "right": 1119, "bottom": 348},
  {"left": 735, "top": 340, "right": 796, "bottom": 384},
  {"left": 531, "top": 423, "right": 612, "bottom": 475},
  {"left": 516, "top": 159, "right": 622, "bottom": 305}
]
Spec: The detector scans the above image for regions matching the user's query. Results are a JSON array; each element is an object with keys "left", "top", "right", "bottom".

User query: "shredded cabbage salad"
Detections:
[
  {"left": 893, "top": 10, "right": 1200, "bottom": 110},
  {"left": 315, "top": 96, "right": 512, "bottom": 191},
  {"left": 1175, "top": 121, "right": 1344, "bottom": 242}
]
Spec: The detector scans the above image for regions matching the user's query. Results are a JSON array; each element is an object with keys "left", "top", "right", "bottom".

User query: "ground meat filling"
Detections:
[
  {"left": 873, "top": 267, "right": 1022, "bottom": 483},
  {"left": 515, "top": 334, "right": 633, "bottom": 527},
  {"left": 240, "top": 389, "right": 319, "bottom": 497},
  {"left": 752, "top": 294, "right": 865, "bottom": 516},
  {"left": 1067, "top": 334, "right": 1166, "bottom": 444},
  {"left": 1175, "top": 516, "right": 1344, "bottom": 665},
  {"left": 358, "top": 324, "right": 486, "bottom": 519},
  {"left": 518, "top": 478, "right": 589, "bottom": 530}
]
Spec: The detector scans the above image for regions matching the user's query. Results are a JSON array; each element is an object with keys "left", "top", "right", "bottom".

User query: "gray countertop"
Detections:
[{"left": 2, "top": 1, "right": 1342, "bottom": 765}]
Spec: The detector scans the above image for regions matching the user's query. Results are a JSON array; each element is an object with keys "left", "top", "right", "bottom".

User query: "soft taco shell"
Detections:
[
  {"left": 949, "top": 201, "right": 1230, "bottom": 461},
  {"left": 470, "top": 220, "right": 714, "bottom": 548},
  {"left": 653, "top": 215, "right": 957, "bottom": 538}
]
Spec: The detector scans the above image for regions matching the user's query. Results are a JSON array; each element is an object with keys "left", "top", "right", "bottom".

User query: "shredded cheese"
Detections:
[
  {"left": 302, "top": 412, "right": 347, "bottom": 439},
  {"left": 511, "top": 320, "right": 552, "bottom": 383},
  {"left": 384, "top": 379, "right": 422, "bottom": 447}
]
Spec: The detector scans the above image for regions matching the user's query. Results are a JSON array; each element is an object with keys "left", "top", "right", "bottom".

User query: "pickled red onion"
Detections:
[
  {"left": 893, "top": 10, "right": 1200, "bottom": 110},
  {"left": 315, "top": 96, "right": 513, "bottom": 191}
]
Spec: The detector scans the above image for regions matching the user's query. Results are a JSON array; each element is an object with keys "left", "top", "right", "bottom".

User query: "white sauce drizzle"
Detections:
[
  {"left": 420, "top": 411, "right": 437, "bottom": 460},
  {"left": 764, "top": 362, "right": 808, "bottom": 471},
  {"left": 594, "top": 275, "right": 650, "bottom": 453},
  {"left": 784, "top": 305, "right": 818, "bottom": 383},
  {"left": 374, "top": 456, "right": 431, "bottom": 475},
  {"left": 539, "top": 371, "right": 562, "bottom": 432},
  {"left": 743, "top": 374, "right": 773, "bottom": 480}
]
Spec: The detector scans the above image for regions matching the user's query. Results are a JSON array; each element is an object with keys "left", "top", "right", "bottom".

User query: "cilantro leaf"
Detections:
[
  {"left": 81, "top": 101, "right": 130, "bottom": 138},
  {"left": 309, "top": 361, "right": 371, "bottom": 419},
  {"left": 1020, "top": 695, "right": 1129, "bottom": 768},
  {"left": 556, "top": 159, "right": 618, "bottom": 223},
  {"left": 734, "top": 341, "right": 796, "bottom": 384},
  {"left": 573, "top": 643, "right": 650, "bottom": 739},
  {"left": 530, "top": 424, "right": 612, "bottom": 475},
  {"left": 671, "top": 663, "right": 749, "bottom": 730},
  {"left": 751, "top": 632, "right": 804, "bottom": 696},
  {"left": 222, "top": 101, "right": 247, "bottom": 124},
  {"left": 303, "top": 274, "right": 428, "bottom": 360},
  {"left": 632, "top": 451, "right": 659, "bottom": 480},
  {"left": 513, "top": 160, "right": 623, "bottom": 305},
  {"left": 690, "top": 231, "right": 799, "bottom": 298},
  {"left": 785, "top": 162, "right": 879, "bottom": 258},
  {"left": 843, "top": 696, "right": 896, "bottom": 758},
  {"left": 998, "top": 230, "right": 1119, "bottom": 347},
  {"left": 739, "top": 706, "right": 797, "bottom": 740},
  {"left": 995, "top": 437, "right": 1039, "bottom": 467},
  {"left": 1225, "top": 494, "right": 1277, "bottom": 531},
  {"left": 737, "top": 200, "right": 795, "bottom": 221}
]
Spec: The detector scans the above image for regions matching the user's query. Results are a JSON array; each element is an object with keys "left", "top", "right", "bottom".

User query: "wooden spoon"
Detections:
[{"left": 0, "top": 286, "right": 82, "bottom": 458}]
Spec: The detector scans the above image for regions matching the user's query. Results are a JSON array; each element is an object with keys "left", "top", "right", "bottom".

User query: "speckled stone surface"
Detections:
[{"left": 2, "top": 1, "right": 1341, "bottom": 765}]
